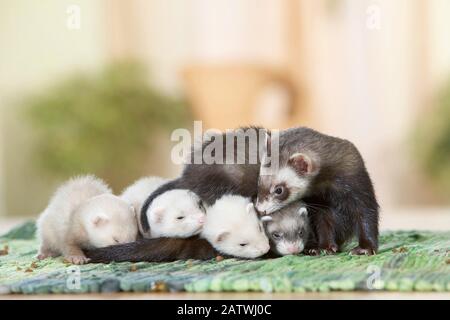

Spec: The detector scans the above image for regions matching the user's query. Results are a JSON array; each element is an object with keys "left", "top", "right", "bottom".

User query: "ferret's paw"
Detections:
[
  {"left": 66, "top": 255, "right": 91, "bottom": 265},
  {"left": 37, "top": 253, "right": 50, "bottom": 260},
  {"left": 304, "top": 248, "right": 320, "bottom": 256},
  {"left": 322, "top": 244, "right": 338, "bottom": 255},
  {"left": 37, "top": 250, "right": 59, "bottom": 260},
  {"left": 350, "top": 247, "right": 376, "bottom": 256}
]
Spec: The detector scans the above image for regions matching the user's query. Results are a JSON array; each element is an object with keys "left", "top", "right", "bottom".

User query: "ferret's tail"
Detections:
[
  {"left": 140, "top": 178, "right": 184, "bottom": 233},
  {"left": 84, "top": 237, "right": 218, "bottom": 263}
]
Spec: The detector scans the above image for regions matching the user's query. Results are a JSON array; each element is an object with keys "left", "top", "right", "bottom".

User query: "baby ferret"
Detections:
[
  {"left": 37, "top": 175, "right": 138, "bottom": 264},
  {"left": 120, "top": 176, "right": 168, "bottom": 214},
  {"left": 261, "top": 201, "right": 310, "bottom": 256},
  {"left": 139, "top": 127, "right": 265, "bottom": 234},
  {"left": 121, "top": 177, "right": 206, "bottom": 238},
  {"left": 84, "top": 194, "right": 270, "bottom": 262},
  {"left": 201, "top": 195, "right": 270, "bottom": 259}
]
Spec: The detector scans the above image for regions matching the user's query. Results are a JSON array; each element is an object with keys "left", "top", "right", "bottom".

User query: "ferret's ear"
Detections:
[
  {"left": 246, "top": 203, "right": 256, "bottom": 214},
  {"left": 260, "top": 215, "right": 273, "bottom": 223},
  {"left": 92, "top": 214, "right": 109, "bottom": 227},
  {"left": 288, "top": 153, "right": 316, "bottom": 176},
  {"left": 297, "top": 207, "right": 308, "bottom": 217},
  {"left": 150, "top": 207, "right": 165, "bottom": 224},
  {"left": 216, "top": 231, "right": 230, "bottom": 243}
]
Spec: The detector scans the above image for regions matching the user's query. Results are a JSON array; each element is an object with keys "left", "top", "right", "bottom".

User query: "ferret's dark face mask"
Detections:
[
  {"left": 255, "top": 178, "right": 290, "bottom": 215},
  {"left": 261, "top": 207, "right": 309, "bottom": 256},
  {"left": 256, "top": 152, "right": 316, "bottom": 215}
]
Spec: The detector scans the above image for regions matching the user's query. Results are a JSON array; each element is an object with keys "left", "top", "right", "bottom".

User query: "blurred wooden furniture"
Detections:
[{"left": 182, "top": 64, "right": 302, "bottom": 130}]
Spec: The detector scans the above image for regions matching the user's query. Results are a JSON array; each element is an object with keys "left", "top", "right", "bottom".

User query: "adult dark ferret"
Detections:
[{"left": 256, "top": 127, "right": 379, "bottom": 255}]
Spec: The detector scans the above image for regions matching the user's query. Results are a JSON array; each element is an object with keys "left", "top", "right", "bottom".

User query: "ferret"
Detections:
[
  {"left": 144, "top": 189, "right": 206, "bottom": 238},
  {"left": 261, "top": 201, "right": 310, "bottom": 256},
  {"left": 121, "top": 177, "right": 206, "bottom": 238},
  {"left": 255, "top": 127, "right": 379, "bottom": 255},
  {"left": 36, "top": 175, "right": 138, "bottom": 264},
  {"left": 87, "top": 126, "right": 378, "bottom": 262},
  {"left": 85, "top": 195, "right": 270, "bottom": 262},
  {"left": 139, "top": 127, "right": 266, "bottom": 234},
  {"left": 201, "top": 195, "right": 270, "bottom": 259},
  {"left": 96, "top": 127, "right": 267, "bottom": 263},
  {"left": 120, "top": 176, "right": 168, "bottom": 214}
]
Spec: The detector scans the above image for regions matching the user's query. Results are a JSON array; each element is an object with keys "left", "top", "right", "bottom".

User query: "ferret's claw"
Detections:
[
  {"left": 66, "top": 255, "right": 91, "bottom": 265},
  {"left": 322, "top": 245, "right": 338, "bottom": 255},
  {"left": 350, "top": 247, "right": 376, "bottom": 256},
  {"left": 304, "top": 248, "right": 320, "bottom": 256}
]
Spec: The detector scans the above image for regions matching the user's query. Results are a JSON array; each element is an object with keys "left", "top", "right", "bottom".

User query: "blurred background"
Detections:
[{"left": 0, "top": 0, "right": 449, "bottom": 226}]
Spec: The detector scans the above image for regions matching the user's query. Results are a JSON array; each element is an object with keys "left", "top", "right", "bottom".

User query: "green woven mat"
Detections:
[{"left": 0, "top": 222, "right": 449, "bottom": 294}]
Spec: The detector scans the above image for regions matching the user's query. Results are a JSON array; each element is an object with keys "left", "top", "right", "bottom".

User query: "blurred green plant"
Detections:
[
  {"left": 23, "top": 61, "right": 189, "bottom": 189},
  {"left": 414, "top": 78, "right": 450, "bottom": 198}
]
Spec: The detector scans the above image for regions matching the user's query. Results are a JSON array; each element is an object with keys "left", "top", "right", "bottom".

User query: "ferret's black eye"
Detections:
[
  {"left": 274, "top": 186, "right": 284, "bottom": 195},
  {"left": 113, "top": 238, "right": 120, "bottom": 243},
  {"left": 298, "top": 230, "right": 304, "bottom": 236},
  {"left": 177, "top": 216, "right": 185, "bottom": 220},
  {"left": 239, "top": 243, "right": 248, "bottom": 247},
  {"left": 272, "top": 232, "right": 281, "bottom": 239}
]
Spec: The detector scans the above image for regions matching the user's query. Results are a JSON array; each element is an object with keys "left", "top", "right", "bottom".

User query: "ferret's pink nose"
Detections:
[
  {"left": 198, "top": 216, "right": 205, "bottom": 224},
  {"left": 288, "top": 246, "right": 300, "bottom": 254}
]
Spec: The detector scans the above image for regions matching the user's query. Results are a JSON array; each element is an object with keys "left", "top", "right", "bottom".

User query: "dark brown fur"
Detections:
[
  {"left": 87, "top": 127, "right": 266, "bottom": 263},
  {"left": 260, "top": 127, "right": 379, "bottom": 255},
  {"left": 140, "top": 127, "right": 265, "bottom": 232},
  {"left": 84, "top": 236, "right": 218, "bottom": 263},
  {"left": 87, "top": 126, "right": 378, "bottom": 263}
]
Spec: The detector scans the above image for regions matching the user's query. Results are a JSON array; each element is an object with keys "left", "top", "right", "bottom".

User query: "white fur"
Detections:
[
  {"left": 276, "top": 167, "right": 311, "bottom": 205},
  {"left": 120, "top": 176, "right": 168, "bottom": 212},
  {"left": 78, "top": 194, "right": 138, "bottom": 248},
  {"left": 255, "top": 199, "right": 282, "bottom": 216},
  {"left": 298, "top": 207, "right": 308, "bottom": 216},
  {"left": 256, "top": 166, "right": 311, "bottom": 214},
  {"left": 120, "top": 176, "right": 168, "bottom": 236},
  {"left": 37, "top": 175, "right": 111, "bottom": 251},
  {"left": 201, "top": 195, "right": 270, "bottom": 259},
  {"left": 276, "top": 239, "right": 305, "bottom": 255},
  {"left": 36, "top": 175, "right": 138, "bottom": 264},
  {"left": 146, "top": 189, "right": 206, "bottom": 238},
  {"left": 260, "top": 215, "right": 273, "bottom": 222}
]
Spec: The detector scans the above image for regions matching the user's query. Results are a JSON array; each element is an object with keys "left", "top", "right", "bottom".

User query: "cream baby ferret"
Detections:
[{"left": 36, "top": 175, "right": 138, "bottom": 264}]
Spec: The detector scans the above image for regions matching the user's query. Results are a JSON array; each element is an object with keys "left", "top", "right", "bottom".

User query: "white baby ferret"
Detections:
[
  {"left": 36, "top": 175, "right": 138, "bottom": 264},
  {"left": 120, "top": 177, "right": 206, "bottom": 239},
  {"left": 201, "top": 195, "right": 270, "bottom": 259},
  {"left": 120, "top": 176, "right": 168, "bottom": 214},
  {"left": 84, "top": 194, "right": 272, "bottom": 262}
]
